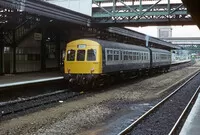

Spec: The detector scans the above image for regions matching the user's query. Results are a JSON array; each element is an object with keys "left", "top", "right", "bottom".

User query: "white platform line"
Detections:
[{"left": 0, "top": 76, "right": 64, "bottom": 88}]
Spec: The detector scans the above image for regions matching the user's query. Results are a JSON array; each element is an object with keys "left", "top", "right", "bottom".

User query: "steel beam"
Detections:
[
  {"left": 0, "top": 0, "right": 91, "bottom": 26},
  {"left": 92, "top": 0, "right": 193, "bottom": 26}
]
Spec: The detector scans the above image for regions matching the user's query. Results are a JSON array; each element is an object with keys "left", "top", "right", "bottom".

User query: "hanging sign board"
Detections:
[{"left": 34, "top": 33, "right": 42, "bottom": 41}]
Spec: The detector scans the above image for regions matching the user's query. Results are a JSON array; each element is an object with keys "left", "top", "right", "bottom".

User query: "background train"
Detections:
[{"left": 64, "top": 38, "right": 171, "bottom": 87}]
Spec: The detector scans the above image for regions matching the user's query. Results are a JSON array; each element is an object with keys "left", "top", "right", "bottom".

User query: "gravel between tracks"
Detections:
[{"left": 0, "top": 62, "right": 200, "bottom": 135}]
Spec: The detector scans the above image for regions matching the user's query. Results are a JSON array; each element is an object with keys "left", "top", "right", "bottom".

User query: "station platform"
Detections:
[
  {"left": 0, "top": 72, "right": 64, "bottom": 88},
  {"left": 179, "top": 93, "right": 200, "bottom": 135},
  {"left": 171, "top": 59, "right": 191, "bottom": 65}
]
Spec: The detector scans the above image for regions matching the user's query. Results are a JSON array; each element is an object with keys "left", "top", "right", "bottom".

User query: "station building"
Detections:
[
  {"left": 0, "top": 0, "right": 179, "bottom": 75},
  {"left": 0, "top": 0, "right": 92, "bottom": 75}
]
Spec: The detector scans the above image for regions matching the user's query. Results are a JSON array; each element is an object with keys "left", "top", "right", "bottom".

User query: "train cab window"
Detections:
[
  {"left": 77, "top": 50, "right": 85, "bottom": 61},
  {"left": 87, "top": 49, "right": 96, "bottom": 61},
  {"left": 67, "top": 50, "right": 75, "bottom": 61}
]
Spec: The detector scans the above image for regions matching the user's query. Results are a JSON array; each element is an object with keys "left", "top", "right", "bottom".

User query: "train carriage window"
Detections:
[
  {"left": 114, "top": 55, "right": 119, "bottom": 60},
  {"left": 114, "top": 50, "right": 119, "bottom": 61},
  {"left": 87, "top": 49, "right": 96, "bottom": 61},
  {"left": 153, "top": 54, "right": 156, "bottom": 61},
  {"left": 143, "top": 53, "right": 146, "bottom": 60},
  {"left": 77, "top": 50, "right": 85, "bottom": 61},
  {"left": 136, "top": 52, "right": 139, "bottom": 60},
  {"left": 133, "top": 52, "right": 136, "bottom": 60},
  {"left": 124, "top": 51, "right": 128, "bottom": 61},
  {"left": 156, "top": 54, "right": 158, "bottom": 60},
  {"left": 114, "top": 50, "right": 119, "bottom": 55},
  {"left": 128, "top": 52, "right": 132, "bottom": 60},
  {"left": 140, "top": 53, "right": 142, "bottom": 61},
  {"left": 108, "top": 55, "right": 113, "bottom": 61},
  {"left": 67, "top": 50, "right": 75, "bottom": 61},
  {"left": 120, "top": 51, "right": 123, "bottom": 60},
  {"left": 145, "top": 54, "right": 147, "bottom": 60},
  {"left": 145, "top": 53, "right": 148, "bottom": 60},
  {"left": 108, "top": 50, "right": 113, "bottom": 55},
  {"left": 144, "top": 53, "right": 146, "bottom": 60},
  {"left": 107, "top": 49, "right": 113, "bottom": 61},
  {"left": 147, "top": 53, "right": 148, "bottom": 60}
]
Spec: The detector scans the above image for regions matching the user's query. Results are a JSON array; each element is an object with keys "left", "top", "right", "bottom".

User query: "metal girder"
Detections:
[
  {"left": 92, "top": 0, "right": 193, "bottom": 26},
  {"left": 0, "top": 0, "right": 91, "bottom": 26},
  {"left": 162, "top": 37, "right": 200, "bottom": 46}
]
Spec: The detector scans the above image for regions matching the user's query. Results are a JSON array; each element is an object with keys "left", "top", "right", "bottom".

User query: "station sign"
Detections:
[{"left": 34, "top": 33, "right": 42, "bottom": 41}]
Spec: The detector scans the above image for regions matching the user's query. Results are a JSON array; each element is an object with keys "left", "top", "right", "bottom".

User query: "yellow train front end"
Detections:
[{"left": 64, "top": 39, "right": 102, "bottom": 87}]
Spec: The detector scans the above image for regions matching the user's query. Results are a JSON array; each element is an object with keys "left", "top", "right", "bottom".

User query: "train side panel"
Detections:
[
  {"left": 98, "top": 40, "right": 150, "bottom": 73},
  {"left": 63, "top": 38, "right": 172, "bottom": 88},
  {"left": 151, "top": 48, "right": 171, "bottom": 69}
]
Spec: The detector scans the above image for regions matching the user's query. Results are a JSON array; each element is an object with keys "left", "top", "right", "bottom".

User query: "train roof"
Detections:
[
  {"left": 87, "top": 38, "right": 149, "bottom": 51},
  {"left": 150, "top": 48, "right": 170, "bottom": 53},
  {"left": 70, "top": 38, "right": 171, "bottom": 53},
  {"left": 107, "top": 27, "right": 180, "bottom": 50}
]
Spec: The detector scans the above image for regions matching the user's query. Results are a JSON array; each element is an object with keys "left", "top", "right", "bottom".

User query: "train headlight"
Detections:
[
  {"left": 91, "top": 68, "right": 95, "bottom": 74},
  {"left": 67, "top": 68, "right": 71, "bottom": 74}
]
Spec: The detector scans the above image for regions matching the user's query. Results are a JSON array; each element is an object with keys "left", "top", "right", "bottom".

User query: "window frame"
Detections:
[
  {"left": 67, "top": 49, "right": 76, "bottom": 61},
  {"left": 77, "top": 49, "right": 86, "bottom": 61},
  {"left": 87, "top": 49, "right": 97, "bottom": 61}
]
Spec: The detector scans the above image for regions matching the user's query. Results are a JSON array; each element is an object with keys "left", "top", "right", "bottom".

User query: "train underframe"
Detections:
[{"left": 64, "top": 65, "right": 170, "bottom": 90}]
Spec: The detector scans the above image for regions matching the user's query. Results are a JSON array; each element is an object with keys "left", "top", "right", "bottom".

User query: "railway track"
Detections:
[
  {"left": 118, "top": 71, "right": 200, "bottom": 135},
  {"left": 0, "top": 61, "right": 194, "bottom": 122},
  {"left": 0, "top": 89, "right": 82, "bottom": 120}
]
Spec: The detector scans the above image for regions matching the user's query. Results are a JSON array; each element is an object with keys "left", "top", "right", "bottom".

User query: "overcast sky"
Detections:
[{"left": 126, "top": 25, "right": 200, "bottom": 38}]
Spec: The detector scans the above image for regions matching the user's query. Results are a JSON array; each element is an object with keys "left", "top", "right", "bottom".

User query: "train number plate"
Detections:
[{"left": 77, "top": 44, "right": 86, "bottom": 49}]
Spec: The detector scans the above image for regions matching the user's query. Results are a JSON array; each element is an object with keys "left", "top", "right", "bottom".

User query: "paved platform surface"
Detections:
[
  {"left": 0, "top": 71, "right": 63, "bottom": 88},
  {"left": 180, "top": 93, "right": 200, "bottom": 135},
  {"left": 0, "top": 60, "right": 191, "bottom": 88},
  {"left": 171, "top": 59, "right": 191, "bottom": 65}
]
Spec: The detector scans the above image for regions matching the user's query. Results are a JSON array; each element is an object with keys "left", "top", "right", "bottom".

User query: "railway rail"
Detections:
[
  {"left": 0, "top": 89, "right": 81, "bottom": 120},
  {"left": 118, "top": 71, "right": 200, "bottom": 135}
]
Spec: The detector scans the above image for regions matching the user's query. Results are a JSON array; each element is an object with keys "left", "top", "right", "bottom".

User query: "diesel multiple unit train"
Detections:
[{"left": 64, "top": 38, "right": 171, "bottom": 87}]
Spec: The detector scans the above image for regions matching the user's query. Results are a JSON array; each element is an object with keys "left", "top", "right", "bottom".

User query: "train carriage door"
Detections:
[
  {"left": 3, "top": 47, "right": 13, "bottom": 74},
  {"left": 148, "top": 48, "right": 152, "bottom": 68},
  {"left": 120, "top": 50, "right": 124, "bottom": 69}
]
